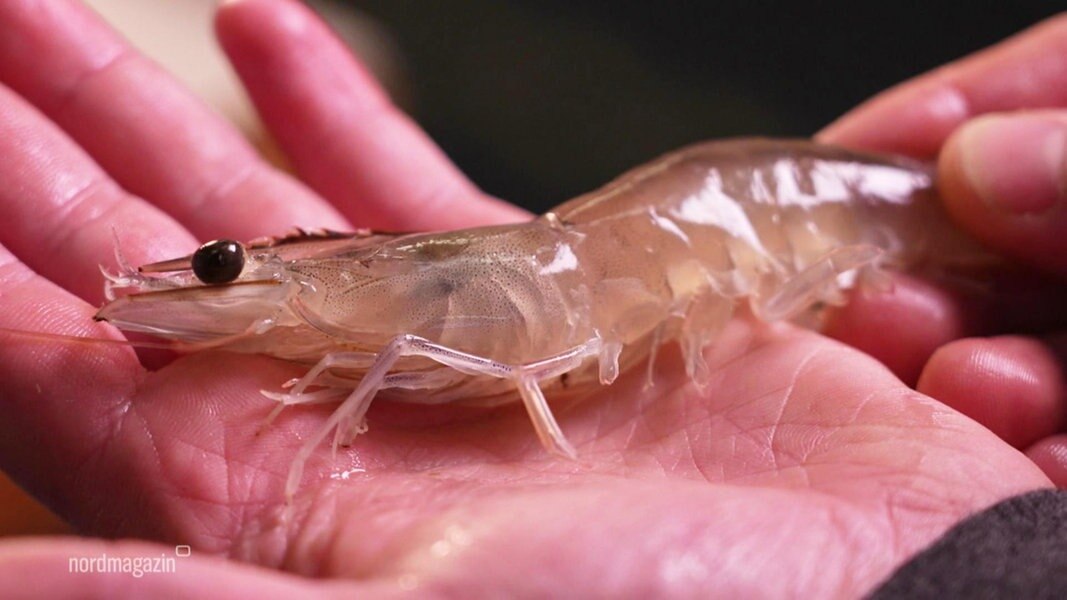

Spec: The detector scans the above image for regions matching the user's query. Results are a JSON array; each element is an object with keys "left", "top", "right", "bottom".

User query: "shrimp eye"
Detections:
[{"left": 191, "top": 239, "right": 245, "bottom": 284}]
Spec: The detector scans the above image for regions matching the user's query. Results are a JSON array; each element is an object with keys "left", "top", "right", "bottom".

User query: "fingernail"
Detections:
[{"left": 958, "top": 115, "right": 1066, "bottom": 215}]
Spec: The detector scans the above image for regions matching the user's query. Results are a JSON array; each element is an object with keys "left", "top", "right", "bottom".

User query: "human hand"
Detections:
[
  {"left": 0, "top": 1, "right": 1057, "bottom": 597},
  {"left": 818, "top": 14, "right": 1067, "bottom": 481}
]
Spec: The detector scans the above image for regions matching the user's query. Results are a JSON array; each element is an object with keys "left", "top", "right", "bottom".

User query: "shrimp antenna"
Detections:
[
  {"left": 111, "top": 227, "right": 132, "bottom": 272},
  {"left": 0, "top": 326, "right": 174, "bottom": 350}
]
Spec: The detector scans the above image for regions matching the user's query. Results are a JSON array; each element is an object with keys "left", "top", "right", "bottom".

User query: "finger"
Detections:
[
  {"left": 917, "top": 335, "right": 1066, "bottom": 448},
  {"left": 1027, "top": 435, "right": 1067, "bottom": 488},
  {"left": 818, "top": 13, "right": 1067, "bottom": 157},
  {"left": 215, "top": 0, "right": 528, "bottom": 230},
  {"left": 824, "top": 269, "right": 1067, "bottom": 385},
  {"left": 0, "top": 83, "right": 194, "bottom": 304},
  {"left": 937, "top": 111, "right": 1067, "bottom": 277},
  {"left": 0, "top": 243, "right": 142, "bottom": 525},
  {"left": 823, "top": 274, "right": 970, "bottom": 385},
  {"left": 0, "top": 0, "right": 348, "bottom": 240}
]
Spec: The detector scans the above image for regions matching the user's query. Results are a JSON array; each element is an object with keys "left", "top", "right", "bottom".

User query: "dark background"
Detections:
[{"left": 344, "top": 1, "right": 1062, "bottom": 214}]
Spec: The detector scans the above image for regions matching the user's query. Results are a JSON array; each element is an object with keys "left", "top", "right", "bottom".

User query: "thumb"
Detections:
[{"left": 937, "top": 112, "right": 1067, "bottom": 276}]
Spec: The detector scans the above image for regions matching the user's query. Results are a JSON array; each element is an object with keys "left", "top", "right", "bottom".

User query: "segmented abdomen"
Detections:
[{"left": 538, "top": 139, "right": 986, "bottom": 379}]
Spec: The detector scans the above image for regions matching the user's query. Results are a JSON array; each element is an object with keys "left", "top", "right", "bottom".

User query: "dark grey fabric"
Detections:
[{"left": 869, "top": 489, "right": 1067, "bottom": 599}]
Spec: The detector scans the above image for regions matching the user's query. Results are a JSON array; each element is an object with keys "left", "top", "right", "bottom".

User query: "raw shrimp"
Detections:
[{"left": 94, "top": 138, "right": 989, "bottom": 500}]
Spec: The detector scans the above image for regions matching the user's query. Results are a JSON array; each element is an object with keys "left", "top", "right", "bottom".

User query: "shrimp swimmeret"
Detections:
[{"left": 93, "top": 138, "right": 988, "bottom": 501}]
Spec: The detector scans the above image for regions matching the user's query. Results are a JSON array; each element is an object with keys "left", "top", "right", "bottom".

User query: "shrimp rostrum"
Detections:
[{"left": 96, "top": 138, "right": 986, "bottom": 500}]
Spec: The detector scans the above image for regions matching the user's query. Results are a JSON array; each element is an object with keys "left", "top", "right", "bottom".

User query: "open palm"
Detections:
[{"left": 0, "top": 2, "right": 1062, "bottom": 597}]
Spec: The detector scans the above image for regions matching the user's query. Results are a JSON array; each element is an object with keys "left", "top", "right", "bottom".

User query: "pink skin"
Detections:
[
  {"left": 214, "top": 0, "right": 526, "bottom": 231},
  {"left": 819, "top": 13, "right": 1067, "bottom": 490},
  {"left": 0, "top": 0, "right": 1062, "bottom": 596}
]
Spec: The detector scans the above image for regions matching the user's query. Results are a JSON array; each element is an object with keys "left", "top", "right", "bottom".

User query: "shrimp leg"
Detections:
[
  {"left": 753, "top": 244, "right": 884, "bottom": 321},
  {"left": 285, "top": 335, "right": 602, "bottom": 501},
  {"left": 260, "top": 370, "right": 463, "bottom": 434}
]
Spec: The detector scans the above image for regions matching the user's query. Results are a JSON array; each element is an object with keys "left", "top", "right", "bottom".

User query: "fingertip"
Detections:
[
  {"left": 817, "top": 82, "right": 970, "bottom": 158},
  {"left": 215, "top": 0, "right": 307, "bottom": 31},
  {"left": 947, "top": 113, "right": 1065, "bottom": 215},
  {"left": 215, "top": 0, "right": 282, "bottom": 16},
  {"left": 214, "top": 0, "right": 290, "bottom": 54},
  {"left": 819, "top": 11, "right": 1067, "bottom": 158},
  {"left": 1026, "top": 434, "right": 1067, "bottom": 488},
  {"left": 215, "top": 0, "right": 383, "bottom": 110},
  {"left": 917, "top": 336, "right": 1065, "bottom": 448},
  {"left": 938, "top": 112, "right": 1067, "bottom": 275},
  {"left": 215, "top": 0, "right": 320, "bottom": 64}
]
